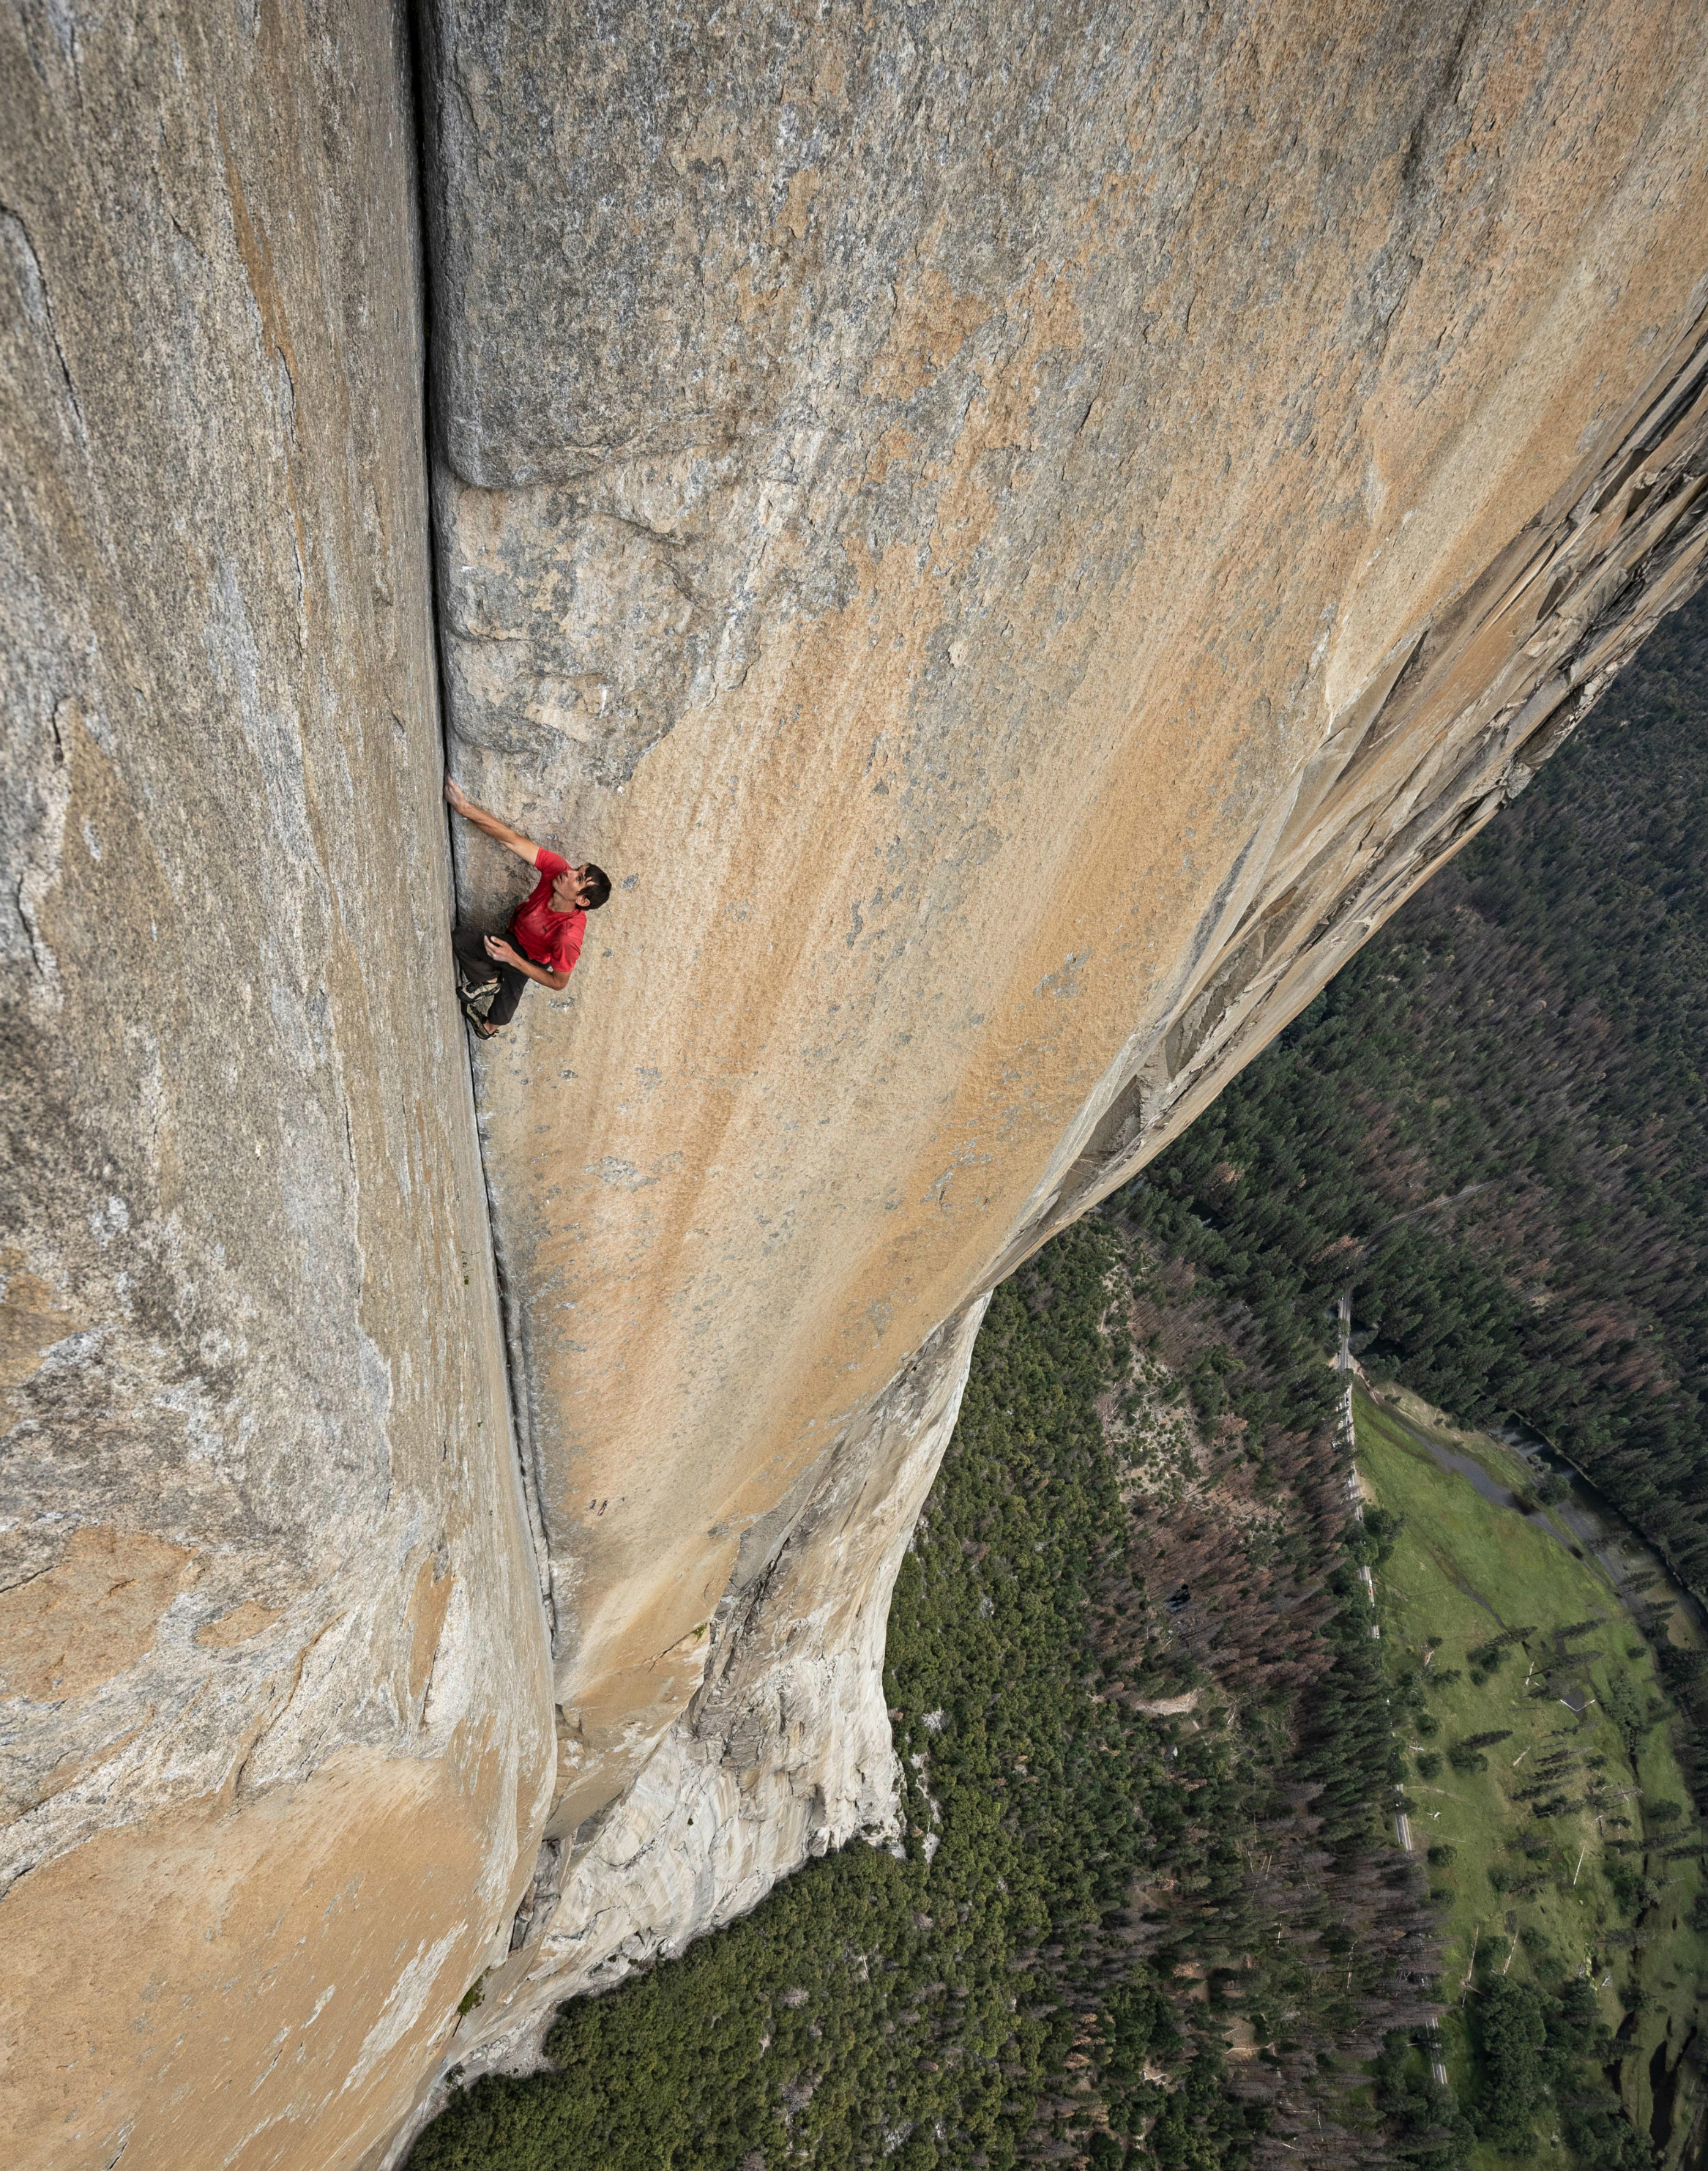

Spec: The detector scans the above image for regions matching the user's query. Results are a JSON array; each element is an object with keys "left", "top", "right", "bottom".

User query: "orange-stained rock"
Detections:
[
  {"left": 5, "top": 1, "right": 1708, "bottom": 2164},
  {"left": 0, "top": 1527, "right": 196, "bottom": 1702},
  {"left": 2, "top": 1744, "right": 509, "bottom": 2171}
]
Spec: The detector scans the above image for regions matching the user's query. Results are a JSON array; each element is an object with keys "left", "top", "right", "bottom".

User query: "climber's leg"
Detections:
[
  {"left": 452, "top": 923, "right": 528, "bottom": 1035},
  {"left": 482, "top": 959, "right": 529, "bottom": 1029},
  {"left": 452, "top": 923, "right": 499, "bottom": 994}
]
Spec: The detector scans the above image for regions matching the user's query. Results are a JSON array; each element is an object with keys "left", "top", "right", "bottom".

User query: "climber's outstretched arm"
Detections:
[{"left": 444, "top": 775, "right": 545, "bottom": 865}]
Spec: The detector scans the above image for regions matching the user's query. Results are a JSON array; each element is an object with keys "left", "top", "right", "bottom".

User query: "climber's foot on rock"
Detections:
[{"left": 458, "top": 990, "right": 501, "bottom": 1038}]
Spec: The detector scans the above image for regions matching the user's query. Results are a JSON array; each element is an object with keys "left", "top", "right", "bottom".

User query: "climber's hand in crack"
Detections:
[{"left": 444, "top": 775, "right": 614, "bottom": 1037}]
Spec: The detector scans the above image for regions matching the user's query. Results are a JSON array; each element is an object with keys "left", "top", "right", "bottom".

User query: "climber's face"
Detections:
[{"left": 551, "top": 865, "right": 592, "bottom": 914}]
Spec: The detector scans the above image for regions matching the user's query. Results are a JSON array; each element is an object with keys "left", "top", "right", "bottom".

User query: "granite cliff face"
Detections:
[
  {"left": 0, "top": 10, "right": 549, "bottom": 2167},
  {"left": 3, "top": 2, "right": 1707, "bottom": 2166},
  {"left": 414, "top": 0, "right": 1708, "bottom": 2098}
]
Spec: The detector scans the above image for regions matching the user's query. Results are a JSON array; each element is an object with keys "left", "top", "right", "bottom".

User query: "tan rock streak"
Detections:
[
  {"left": 416, "top": 0, "right": 1708, "bottom": 2087},
  {"left": 3, "top": 0, "right": 1707, "bottom": 2160},
  {"left": 0, "top": 1527, "right": 195, "bottom": 1703},
  {"left": 0, "top": 6, "right": 549, "bottom": 2167},
  {"left": 1, "top": 1746, "right": 504, "bottom": 2171}
]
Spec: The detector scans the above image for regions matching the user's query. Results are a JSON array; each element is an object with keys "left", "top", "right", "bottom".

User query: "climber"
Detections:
[{"left": 443, "top": 775, "right": 612, "bottom": 1037}]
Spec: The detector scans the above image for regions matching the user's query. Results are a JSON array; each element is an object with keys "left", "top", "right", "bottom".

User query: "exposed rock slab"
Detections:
[
  {"left": 405, "top": 1299, "right": 985, "bottom": 2136},
  {"left": 4, "top": 3, "right": 1708, "bottom": 2163},
  {"left": 415, "top": 0, "right": 1708, "bottom": 2094},
  {"left": 0, "top": 8, "right": 550, "bottom": 2165}
]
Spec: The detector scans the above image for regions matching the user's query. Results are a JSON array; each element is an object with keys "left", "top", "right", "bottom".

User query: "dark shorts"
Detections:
[{"left": 452, "top": 923, "right": 534, "bottom": 1029}]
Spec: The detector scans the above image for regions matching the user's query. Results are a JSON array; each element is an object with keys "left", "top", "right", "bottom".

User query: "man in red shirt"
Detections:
[{"left": 444, "top": 777, "right": 612, "bottom": 1038}]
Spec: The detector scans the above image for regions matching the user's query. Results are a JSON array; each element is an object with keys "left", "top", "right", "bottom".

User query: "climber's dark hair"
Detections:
[{"left": 581, "top": 863, "right": 613, "bottom": 910}]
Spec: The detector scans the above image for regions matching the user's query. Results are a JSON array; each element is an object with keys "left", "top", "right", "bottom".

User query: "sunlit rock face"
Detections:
[
  {"left": 0, "top": 9, "right": 550, "bottom": 2167},
  {"left": 406, "top": 0, "right": 1708, "bottom": 2104},
  {"left": 4, "top": 1, "right": 1708, "bottom": 2164}
]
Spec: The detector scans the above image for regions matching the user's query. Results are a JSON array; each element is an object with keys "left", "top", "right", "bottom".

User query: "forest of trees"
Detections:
[
  {"left": 414, "top": 1215, "right": 1449, "bottom": 2169},
  {"left": 411, "top": 589, "right": 1708, "bottom": 2169},
  {"left": 1133, "top": 581, "right": 1708, "bottom": 1809}
]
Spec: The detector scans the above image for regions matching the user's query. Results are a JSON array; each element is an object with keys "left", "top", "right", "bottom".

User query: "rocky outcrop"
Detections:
[
  {"left": 501, "top": 1300, "right": 986, "bottom": 1998},
  {"left": 5, "top": 3, "right": 1708, "bottom": 2165},
  {"left": 413, "top": 0, "right": 1708, "bottom": 2102},
  {"left": 1, "top": 10, "right": 549, "bottom": 2168}
]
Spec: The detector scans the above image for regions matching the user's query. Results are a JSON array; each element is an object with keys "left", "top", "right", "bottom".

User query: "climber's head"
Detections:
[{"left": 551, "top": 862, "right": 613, "bottom": 914}]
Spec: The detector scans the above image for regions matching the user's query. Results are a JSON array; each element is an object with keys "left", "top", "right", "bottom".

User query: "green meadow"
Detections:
[{"left": 1355, "top": 1385, "right": 1706, "bottom": 2167}]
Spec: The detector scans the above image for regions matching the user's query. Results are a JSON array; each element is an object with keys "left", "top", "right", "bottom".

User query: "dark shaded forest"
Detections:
[
  {"left": 410, "top": 587, "right": 1708, "bottom": 2170},
  {"left": 414, "top": 1215, "right": 1450, "bottom": 2170},
  {"left": 1135, "top": 580, "right": 1708, "bottom": 1806}
]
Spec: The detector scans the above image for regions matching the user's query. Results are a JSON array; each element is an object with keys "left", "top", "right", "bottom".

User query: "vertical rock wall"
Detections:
[
  {"left": 0, "top": 7, "right": 551, "bottom": 2167},
  {"left": 416, "top": 0, "right": 1708, "bottom": 2088},
  {"left": 3, "top": 2, "right": 1707, "bottom": 2162}
]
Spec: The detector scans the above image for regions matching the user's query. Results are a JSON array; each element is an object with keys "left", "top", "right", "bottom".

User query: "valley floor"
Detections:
[{"left": 1356, "top": 1384, "right": 1706, "bottom": 2168}]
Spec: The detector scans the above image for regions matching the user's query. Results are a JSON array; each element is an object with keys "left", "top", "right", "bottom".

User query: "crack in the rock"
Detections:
[
  {"left": 1, "top": 201, "right": 85, "bottom": 431},
  {"left": 403, "top": 0, "right": 557, "bottom": 1654}
]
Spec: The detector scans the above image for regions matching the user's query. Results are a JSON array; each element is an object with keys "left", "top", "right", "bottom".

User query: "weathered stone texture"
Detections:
[
  {"left": 6, "top": 2, "right": 1708, "bottom": 2162},
  {"left": 0, "top": 7, "right": 550, "bottom": 2166},
  {"left": 416, "top": 0, "right": 1708, "bottom": 2090},
  {"left": 400, "top": 1295, "right": 985, "bottom": 2131}
]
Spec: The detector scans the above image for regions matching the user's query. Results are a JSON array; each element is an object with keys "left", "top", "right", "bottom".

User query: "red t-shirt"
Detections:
[{"left": 510, "top": 850, "right": 586, "bottom": 977}]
